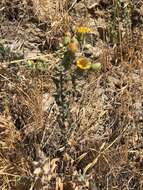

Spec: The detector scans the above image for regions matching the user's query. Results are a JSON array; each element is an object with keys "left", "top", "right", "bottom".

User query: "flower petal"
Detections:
[{"left": 76, "top": 57, "right": 91, "bottom": 70}]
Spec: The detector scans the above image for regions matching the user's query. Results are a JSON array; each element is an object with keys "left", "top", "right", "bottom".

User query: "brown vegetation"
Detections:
[{"left": 0, "top": 0, "right": 143, "bottom": 189}]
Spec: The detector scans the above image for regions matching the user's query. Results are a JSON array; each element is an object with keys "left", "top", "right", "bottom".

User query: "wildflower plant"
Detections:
[{"left": 52, "top": 25, "right": 102, "bottom": 147}]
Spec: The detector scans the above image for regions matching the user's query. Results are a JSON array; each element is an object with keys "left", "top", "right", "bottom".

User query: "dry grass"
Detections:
[
  {"left": 0, "top": 0, "right": 143, "bottom": 189},
  {"left": 31, "top": 0, "right": 67, "bottom": 21}
]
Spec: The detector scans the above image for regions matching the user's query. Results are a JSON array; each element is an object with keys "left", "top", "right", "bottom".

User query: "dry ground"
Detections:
[{"left": 0, "top": 0, "right": 143, "bottom": 189}]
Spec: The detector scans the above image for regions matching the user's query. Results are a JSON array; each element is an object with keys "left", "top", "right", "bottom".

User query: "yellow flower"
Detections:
[
  {"left": 76, "top": 26, "right": 91, "bottom": 34},
  {"left": 76, "top": 57, "right": 91, "bottom": 70}
]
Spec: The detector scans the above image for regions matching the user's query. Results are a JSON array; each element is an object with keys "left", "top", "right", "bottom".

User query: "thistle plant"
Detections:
[{"left": 52, "top": 25, "right": 102, "bottom": 146}]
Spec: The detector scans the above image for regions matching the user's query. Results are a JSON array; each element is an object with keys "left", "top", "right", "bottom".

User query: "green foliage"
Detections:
[{"left": 26, "top": 59, "right": 48, "bottom": 71}]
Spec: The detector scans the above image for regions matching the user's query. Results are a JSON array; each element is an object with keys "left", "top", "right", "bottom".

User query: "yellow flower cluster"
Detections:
[{"left": 62, "top": 26, "right": 102, "bottom": 71}]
